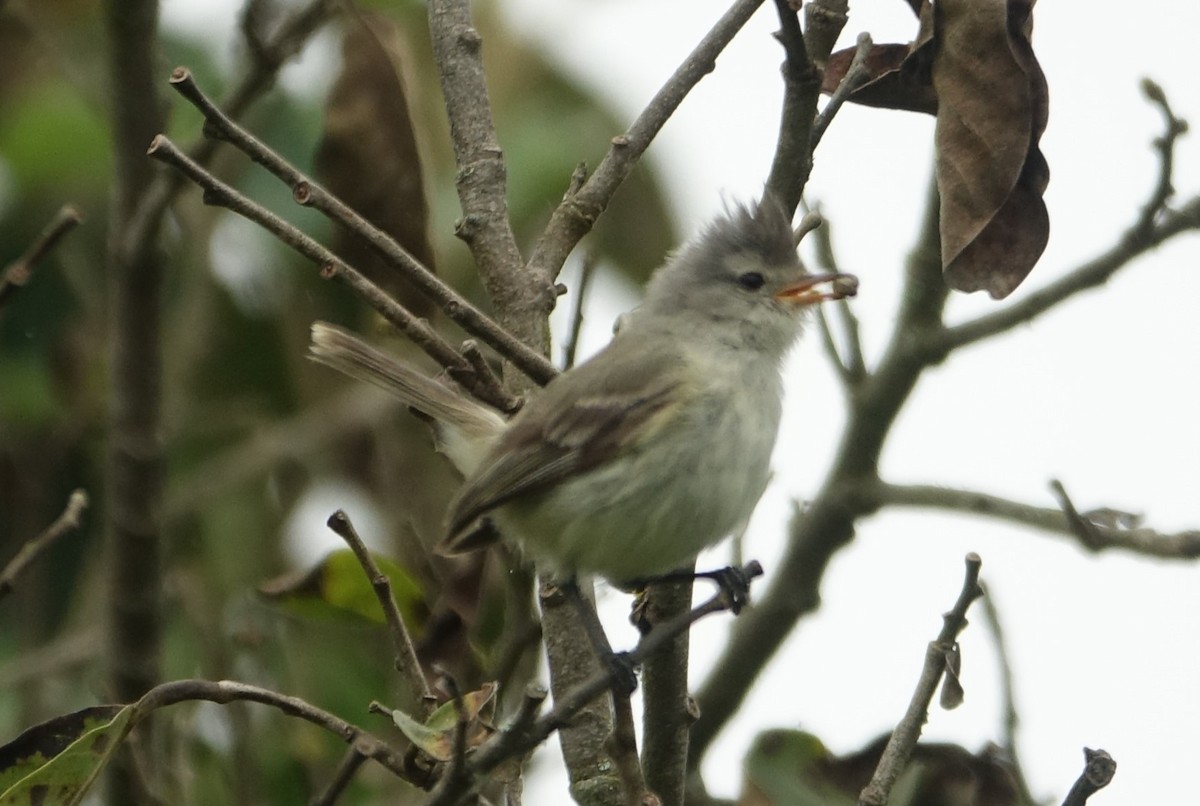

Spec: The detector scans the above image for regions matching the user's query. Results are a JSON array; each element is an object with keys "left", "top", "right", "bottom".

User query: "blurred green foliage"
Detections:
[{"left": 0, "top": 1, "right": 676, "bottom": 802}]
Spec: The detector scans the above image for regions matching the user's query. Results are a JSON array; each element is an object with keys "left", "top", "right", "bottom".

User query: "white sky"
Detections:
[{"left": 164, "top": 1, "right": 1200, "bottom": 802}]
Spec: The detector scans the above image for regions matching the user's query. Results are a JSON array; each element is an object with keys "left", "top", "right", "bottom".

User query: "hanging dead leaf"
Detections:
[
  {"left": 821, "top": 0, "right": 1049, "bottom": 299},
  {"left": 934, "top": 0, "right": 1049, "bottom": 298},
  {"left": 822, "top": 1, "right": 936, "bottom": 115},
  {"left": 315, "top": 9, "right": 436, "bottom": 316}
]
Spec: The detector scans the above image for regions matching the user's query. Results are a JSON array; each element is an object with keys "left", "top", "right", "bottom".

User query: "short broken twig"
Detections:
[
  {"left": 858, "top": 553, "right": 984, "bottom": 806},
  {"left": 326, "top": 510, "right": 434, "bottom": 708},
  {"left": 1061, "top": 747, "right": 1117, "bottom": 806},
  {"left": 0, "top": 205, "right": 82, "bottom": 312},
  {"left": 0, "top": 489, "right": 89, "bottom": 600}
]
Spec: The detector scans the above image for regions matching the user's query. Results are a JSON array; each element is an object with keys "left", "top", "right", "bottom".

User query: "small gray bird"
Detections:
[{"left": 311, "top": 199, "right": 855, "bottom": 583}]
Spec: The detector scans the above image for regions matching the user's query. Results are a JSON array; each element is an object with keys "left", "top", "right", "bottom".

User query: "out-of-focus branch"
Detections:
[
  {"left": 0, "top": 490, "right": 89, "bottom": 600},
  {"left": 104, "top": 2, "right": 168, "bottom": 801},
  {"left": 310, "top": 746, "right": 368, "bottom": 806},
  {"left": 146, "top": 135, "right": 518, "bottom": 413},
  {"left": 122, "top": 0, "right": 338, "bottom": 267},
  {"left": 527, "top": 0, "right": 767, "bottom": 284},
  {"left": 562, "top": 252, "right": 598, "bottom": 370},
  {"left": 864, "top": 480, "right": 1200, "bottom": 559},
  {"left": 164, "top": 68, "right": 557, "bottom": 388},
  {"left": 326, "top": 510, "right": 434, "bottom": 709},
  {"left": 1061, "top": 748, "right": 1116, "bottom": 806},
  {"left": 858, "top": 553, "right": 984, "bottom": 806},
  {"left": 979, "top": 582, "right": 1037, "bottom": 806},
  {"left": 0, "top": 205, "right": 82, "bottom": 312}
]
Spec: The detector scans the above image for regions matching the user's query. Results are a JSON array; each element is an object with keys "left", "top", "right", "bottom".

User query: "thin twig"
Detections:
[
  {"left": 309, "top": 745, "right": 368, "bottom": 806},
  {"left": 1135, "top": 79, "right": 1188, "bottom": 239},
  {"left": 866, "top": 480, "right": 1200, "bottom": 559},
  {"left": 145, "top": 135, "right": 516, "bottom": 413},
  {"left": 805, "top": 201, "right": 867, "bottom": 383},
  {"left": 527, "top": 0, "right": 767, "bottom": 284},
  {"left": 133, "top": 679, "right": 416, "bottom": 782},
  {"left": 562, "top": 252, "right": 599, "bottom": 370},
  {"left": 165, "top": 68, "right": 557, "bottom": 387},
  {"left": 940, "top": 85, "right": 1198, "bottom": 353},
  {"left": 0, "top": 205, "right": 83, "bottom": 311},
  {"left": 0, "top": 490, "right": 89, "bottom": 600},
  {"left": 810, "top": 32, "right": 873, "bottom": 152},
  {"left": 858, "top": 553, "right": 984, "bottom": 806},
  {"left": 1061, "top": 748, "right": 1117, "bottom": 806},
  {"left": 426, "top": 564, "right": 763, "bottom": 805},
  {"left": 121, "top": 0, "right": 338, "bottom": 262},
  {"left": 325, "top": 510, "right": 434, "bottom": 708},
  {"left": 978, "top": 582, "right": 1037, "bottom": 805}
]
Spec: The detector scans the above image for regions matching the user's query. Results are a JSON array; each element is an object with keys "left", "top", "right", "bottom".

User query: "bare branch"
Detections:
[
  {"left": 940, "top": 84, "right": 1198, "bottom": 352},
  {"left": 765, "top": 0, "right": 820, "bottom": 215},
  {"left": 0, "top": 205, "right": 83, "bottom": 312},
  {"left": 867, "top": 480, "right": 1200, "bottom": 559},
  {"left": 562, "top": 252, "right": 599, "bottom": 370},
  {"left": 1061, "top": 748, "right": 1117, "bottom": 806},
  {"left": 858, "top": 553, "right": 984, "bottom": 806},
  {"left": 527, "top": 0, "right": 767, "bottom": 284},
  {"left": 121, "top": 0, "right": 338, "bottom": 262},
  {"left": 165, "top": 68, "right": 557, "bottom": 387},
  {"left": 979, "top": 582, "right": 1037, "bottom": 805},
  {"left": 639, "top": 578, "right": 695, "bottom": 806},
  {"left": 0, "top": 490, "right": 89, "bottom": 600},
  {"left": 310, "top": 745, "right": 368, "bottom": 806},
  {"left": 427, "top": 565, "right": 763, "bottom": 805},
  {"left": 133, "top": 679, "right": 416, "bottom": 782},
  {"left": 426, "top": 0, "right": 532, "bottom": 346},
  {"left": 145, "top": 135, "right": 517, "bottom": 413},
  {"left": 803, "top": 0, "right": 849, "bottom": 68},
  {"left": 608, "top": 690, "right": 652, "bottom": 806},
  {"left": 325, "top": 510, "right": 434, "bottom": 707},
  {"left": 805, "top": 202, "right": 867, "bottom": 385}
]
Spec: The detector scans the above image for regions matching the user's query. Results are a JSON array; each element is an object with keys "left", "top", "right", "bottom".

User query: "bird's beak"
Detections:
[{"left": 774, "top": 272, "right": 859, "bottom": 306}]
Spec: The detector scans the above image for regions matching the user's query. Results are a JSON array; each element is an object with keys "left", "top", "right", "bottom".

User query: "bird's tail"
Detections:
[{"left": 309, "top": 322, "right": 505, "bottom": 471}]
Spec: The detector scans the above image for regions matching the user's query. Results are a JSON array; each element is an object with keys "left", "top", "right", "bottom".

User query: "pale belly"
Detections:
[{"left": 496, "top": 386, "right": 780, "bottom": 581}]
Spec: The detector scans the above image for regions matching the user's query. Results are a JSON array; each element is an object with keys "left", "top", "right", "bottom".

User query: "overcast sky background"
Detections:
[{"left": 164, "top": 1, "right": 1200, "bottom": 802}]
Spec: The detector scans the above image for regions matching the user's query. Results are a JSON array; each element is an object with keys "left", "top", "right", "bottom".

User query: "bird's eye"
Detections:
[{"left": 736, "top": 271, "right": 765, "bottom": 290}]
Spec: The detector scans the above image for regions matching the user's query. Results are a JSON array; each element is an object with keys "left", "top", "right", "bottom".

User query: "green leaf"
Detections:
[
  {"left": 259, "top": 548, "right": 427, "bottom": 629},
  {"left": 741, "top": 729, "right": 856, "bottom": 806},
  {"left": 391, "top": 682, "right": 497, "bottom": 762},
  {"left": 0, "top": 705, "right": 135, "bottom": 805}
]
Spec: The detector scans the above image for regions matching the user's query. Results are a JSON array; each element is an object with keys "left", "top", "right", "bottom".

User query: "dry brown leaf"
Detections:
[
  {"left": 315, "top": 10, "right": 436, "bottom": 316},
  {"left": 821, "top": 0, "right": 1049, "bottom": 299},
  {"left": 934, "top": 0, "right": 1049, "bottom": 298},
  {"left": 822, "top": 1, "right": 935, "bottom": 115}
]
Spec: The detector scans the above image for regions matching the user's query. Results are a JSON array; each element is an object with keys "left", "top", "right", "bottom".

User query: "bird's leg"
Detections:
[
  {"left": 558, "top": 576, "right": 639, "bottom": 696},
  {"left": 624, "top": 560, "right": 765, "bottom": 619}
]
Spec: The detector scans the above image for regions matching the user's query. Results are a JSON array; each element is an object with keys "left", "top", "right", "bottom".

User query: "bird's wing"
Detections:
[{"left": 439, "top": 342, "right": 685, "bottom": 553}]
